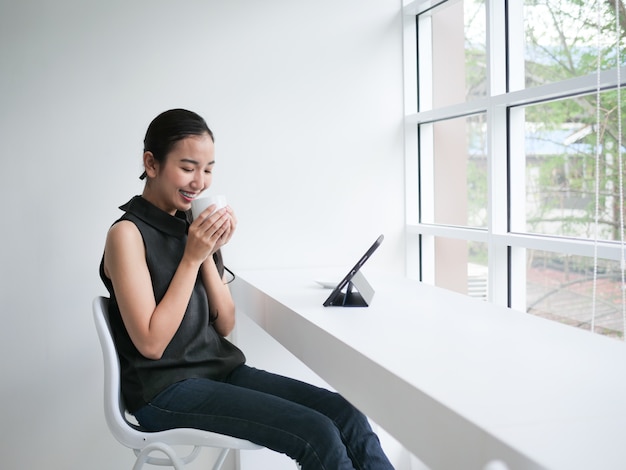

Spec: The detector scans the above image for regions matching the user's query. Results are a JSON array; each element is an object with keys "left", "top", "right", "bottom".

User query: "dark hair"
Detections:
[{"left": 140, "top": 109, "right": 214, "bottom": 180}]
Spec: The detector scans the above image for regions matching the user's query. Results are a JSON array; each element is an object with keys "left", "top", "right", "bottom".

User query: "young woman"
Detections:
[{"left": 99, "top": 109, "right": 394, "bottom": 470}]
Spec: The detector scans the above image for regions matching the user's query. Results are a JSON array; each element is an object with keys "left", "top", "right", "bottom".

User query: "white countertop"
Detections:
[{"left": 231, "top": 268, "right": 626, "bottom": 470}]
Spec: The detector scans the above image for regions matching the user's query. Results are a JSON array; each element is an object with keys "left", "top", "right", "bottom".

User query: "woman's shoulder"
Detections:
[
  {"left": 103, "top": 219, "right": 145, "bottom": 280},
  {"left": 106, "top": 219, "right": 142, "bottom": 247}
]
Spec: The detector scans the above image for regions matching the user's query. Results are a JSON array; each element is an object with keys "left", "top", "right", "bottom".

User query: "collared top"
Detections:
[{"left": 99, "top": 196, "right": 246, "bottom": 413}]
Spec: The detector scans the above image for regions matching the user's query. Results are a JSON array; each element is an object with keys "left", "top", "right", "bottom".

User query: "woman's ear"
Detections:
[{"left": 143, "top": 151, "right": 159, "bottom": 179}]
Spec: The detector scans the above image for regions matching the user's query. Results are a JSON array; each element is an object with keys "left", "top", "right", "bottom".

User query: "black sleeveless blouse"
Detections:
[{"left": 99, "top": 196, "right": 246, "bottom": 413}]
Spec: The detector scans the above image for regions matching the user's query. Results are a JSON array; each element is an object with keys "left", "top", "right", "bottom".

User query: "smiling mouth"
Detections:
[{"left": 180, "top": 191, "right": 197, "bottom": 201}]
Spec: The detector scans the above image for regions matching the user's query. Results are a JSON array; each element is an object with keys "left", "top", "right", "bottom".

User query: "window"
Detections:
[{"left": 403, "top": 0, "right": 626, "bottom": 339}]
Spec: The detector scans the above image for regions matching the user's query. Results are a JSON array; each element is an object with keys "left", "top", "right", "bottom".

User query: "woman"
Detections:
[{"left": 99, "top": 108, "right": 394, "bottom": 470}]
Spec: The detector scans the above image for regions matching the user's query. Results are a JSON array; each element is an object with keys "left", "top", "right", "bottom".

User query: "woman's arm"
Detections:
[
  {"left": 103, "top": 207, "right": 233, "bottom": 360},
  {"left": 200, "top": 257, "right": 236, "bottom": 336}
]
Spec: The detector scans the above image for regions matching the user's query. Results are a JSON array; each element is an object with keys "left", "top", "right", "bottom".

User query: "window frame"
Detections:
[{"left": 403, "top": 0, "right": 626, "bottom": 316}]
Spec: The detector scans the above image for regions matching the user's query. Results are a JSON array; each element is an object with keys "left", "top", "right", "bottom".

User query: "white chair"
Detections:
[{"left": 92, "top": 296, "right": 263, "bottom": 470}]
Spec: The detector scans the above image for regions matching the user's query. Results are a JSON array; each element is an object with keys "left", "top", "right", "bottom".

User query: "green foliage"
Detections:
[
  {"left": 461, "top": 1, "right": 626, "bottom": 241},
  {"left": 501, "top": 2, "right": 624, "bottom": 241}
]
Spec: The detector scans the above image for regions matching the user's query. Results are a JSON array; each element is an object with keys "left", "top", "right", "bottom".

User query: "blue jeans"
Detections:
[{"left": 134, "top": 365, "right": 394, "bottom": 470}]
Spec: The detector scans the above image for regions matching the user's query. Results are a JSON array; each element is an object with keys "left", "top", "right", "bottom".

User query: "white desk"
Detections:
[{"left": 231, "top": 268, "right": 626, "bottom": 470}]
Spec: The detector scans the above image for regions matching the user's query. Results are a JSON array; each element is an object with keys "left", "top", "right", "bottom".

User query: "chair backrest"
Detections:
[{"left": 92, "top": 296, "right": 150, "bottom": 448}]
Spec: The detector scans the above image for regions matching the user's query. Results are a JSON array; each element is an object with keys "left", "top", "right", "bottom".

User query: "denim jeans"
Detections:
[{"left": 134, "top": 365, "right": 394, "bottom": 470}]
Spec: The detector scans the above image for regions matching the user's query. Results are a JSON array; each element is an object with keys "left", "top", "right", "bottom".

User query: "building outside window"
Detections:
[{"left": 403, "top": 0, "right": 626, "bottom": 339}]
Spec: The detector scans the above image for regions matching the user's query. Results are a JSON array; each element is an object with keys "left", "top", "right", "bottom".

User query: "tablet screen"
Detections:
[{"left": 323, "top": 234, "right": 384, "bottom": 307}]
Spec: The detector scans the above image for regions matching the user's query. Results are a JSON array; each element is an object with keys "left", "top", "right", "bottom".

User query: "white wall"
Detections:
[{"left": 0, "top": 1, "right": 404, "bottom": 468}]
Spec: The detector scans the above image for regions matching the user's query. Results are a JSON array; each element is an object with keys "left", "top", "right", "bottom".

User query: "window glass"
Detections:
[
  {"left": 523, "top": 0, "right": 626, "bottom": 88},
  {"left": 431, "top": 237, "right": 489, "bottom": 299},
  {"left": 519, "top": 91, "right": 626, "bottom": 241},
  {"left": 420, "top": 0, "right": 486, "bottom": 109},
  {"left": 527, "top": 250, "right": 624, "bottom": 339},
  {"left": 420, "top": 113, "right": 488, "bottom": 228}
]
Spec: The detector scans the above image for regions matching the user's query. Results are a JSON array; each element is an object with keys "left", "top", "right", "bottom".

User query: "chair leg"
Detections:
[
  {"left": 211, "top": 448, "right": 230, "bottom": 470},
  {"left": 132, "top": 442, "right": 186, "bottom": 470}
]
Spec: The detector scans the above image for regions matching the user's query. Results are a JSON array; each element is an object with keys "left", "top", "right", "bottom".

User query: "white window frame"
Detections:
[{"left": 403, "top": 0, "right": 626, "bottom": 312}]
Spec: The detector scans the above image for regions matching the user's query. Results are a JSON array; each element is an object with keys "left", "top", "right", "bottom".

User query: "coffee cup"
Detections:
[{"left": 191, "top": 194, "right": 227, "bottom": 220}]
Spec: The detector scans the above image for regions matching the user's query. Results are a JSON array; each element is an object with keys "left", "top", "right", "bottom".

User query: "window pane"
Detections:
[
  {"left": 432, "top": 237, "right": 489, "bottom": 299},
  {"left": 421, "top": 113, "right": 487, "bottom": 228},
  {"left": 527, "top": 250, "right": 624, "bottom": 339},
  {"left": 520, "top": 92, "right": 626, "bottom": 241},
  {"left": 523, "top": 0, "right": 626, "bottom": 88},
  {"left": 420, "top": 0, "right": 486, "bottom": 109}
]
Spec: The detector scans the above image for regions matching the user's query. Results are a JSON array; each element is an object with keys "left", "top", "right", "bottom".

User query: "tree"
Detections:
[{"left": 523, "top": 0, "right": 626, "bottom": 242}]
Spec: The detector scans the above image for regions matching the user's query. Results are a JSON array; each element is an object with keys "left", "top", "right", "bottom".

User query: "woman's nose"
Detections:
[{"left": 191, "top": 171, "right": 204, "bottom": 189}]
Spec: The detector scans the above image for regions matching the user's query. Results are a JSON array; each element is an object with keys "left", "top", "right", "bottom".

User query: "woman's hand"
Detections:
[
  {"left": 217, "top": 205, "right": 237, "bottom": 247},
  {"left": 193, "top": 205, "right": 238, "bottom": 336},
  {"left": 185, "top": 205, "right": 236, "bottom": 264}
]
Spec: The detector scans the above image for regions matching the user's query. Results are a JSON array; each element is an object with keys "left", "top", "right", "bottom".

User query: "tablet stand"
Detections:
[{"left": 327, "top": 270, "right": 375, "bottom": 307}]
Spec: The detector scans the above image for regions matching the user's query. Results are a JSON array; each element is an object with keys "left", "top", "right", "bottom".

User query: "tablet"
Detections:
[{"left": 323, "top": 234, "right": 384, "bottom": 307}]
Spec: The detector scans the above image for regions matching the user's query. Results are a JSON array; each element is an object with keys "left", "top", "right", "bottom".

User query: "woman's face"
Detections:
[{"left": 148, "top": 133, "right": 215, "bottom": 214}]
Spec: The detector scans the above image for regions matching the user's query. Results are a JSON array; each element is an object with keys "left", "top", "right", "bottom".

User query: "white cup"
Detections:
[{"left": 191, "top": 194, "right": 227, "bottom": 220}]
